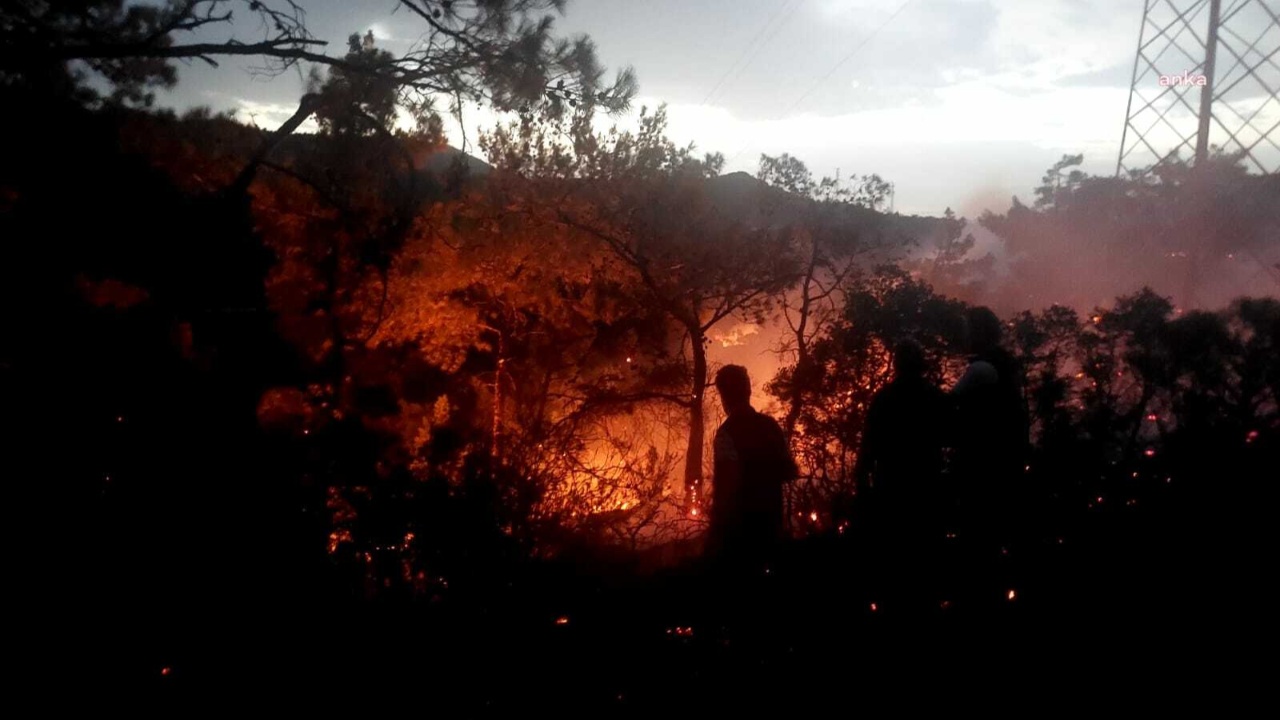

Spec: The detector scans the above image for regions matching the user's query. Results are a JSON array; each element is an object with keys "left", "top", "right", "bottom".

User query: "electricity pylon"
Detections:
[{"left": 1117, "top": 0, "right": 1280, "bottom": 175}]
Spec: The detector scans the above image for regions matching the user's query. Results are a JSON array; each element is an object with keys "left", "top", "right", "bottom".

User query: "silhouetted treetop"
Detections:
[{"left": 1, "top": 0, "right": 637, "bottom": 119}]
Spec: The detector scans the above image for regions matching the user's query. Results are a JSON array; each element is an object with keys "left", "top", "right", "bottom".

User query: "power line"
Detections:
[
  {"left": 724, "top": 0, "right": 918, "bottom": 167},
  {"left": 780, "top": 0, "right": 917, "bottom": 121},
  {"left": 700, "top": 0, "right": 806, "bottom": 107},
  {"left": 721, "top": 0, "right": 808, "bottom": 102}
]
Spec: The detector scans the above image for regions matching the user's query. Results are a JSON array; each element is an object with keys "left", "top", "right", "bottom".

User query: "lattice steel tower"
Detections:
[{"left": 1117, "top": 0, "right": 1280, "bottom": 175}]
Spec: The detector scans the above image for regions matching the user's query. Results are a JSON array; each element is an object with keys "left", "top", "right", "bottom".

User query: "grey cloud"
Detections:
[{"left": 1057, "top": 62, "right": 1134, "bottom": 89}]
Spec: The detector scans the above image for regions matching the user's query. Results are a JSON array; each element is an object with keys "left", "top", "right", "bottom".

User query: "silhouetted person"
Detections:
[
  {"left": 857, "top": 339, "right": 947, "bottom": 498},
  {"left": 707, "top": 365, "right": 797, "bottom": 569},
  {"left": 951, "top": 307, "right": 1029, "bottom": 588},
  {"left": 856, "top": 339, "right": 948, "bottom": 608}
]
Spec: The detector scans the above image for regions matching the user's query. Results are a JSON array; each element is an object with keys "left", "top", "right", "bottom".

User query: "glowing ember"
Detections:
[
  {"left": 809, "top": 511, "right": 818, "bottom": 523},
  {"left": 1006, "top": 589, "right": 1017, "bottom": 601},
  {"left": 555, "top": 616, "right": 570, "bottom": 625},
  {"left": 869, "top": 602, "right": 878, "bottom": 612},
  {"left": 161, "top": 667, "right": 171, "bottom": 676},
  {"left": 689, "top": 507, "right": 699, "bottom": 517},
  {"left": 1144, "top": 447, "right": 1156, "bottom": 457},
  {"left": 327, "top": 529, "right": 352, "bottom": 554}
]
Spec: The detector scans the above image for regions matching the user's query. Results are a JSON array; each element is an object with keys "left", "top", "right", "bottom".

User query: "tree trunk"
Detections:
[
  {"left": 684, "top": 327, "right": 708, "bottom": 504},
  {"left": 227, "top": 93, "right": 319, "bottom": 198},
  {"left": 785, "top": 245, "right": 819, "bottom": 435},
  {"left": 785, "top": 347, "right": 810, "bottom": 436}
]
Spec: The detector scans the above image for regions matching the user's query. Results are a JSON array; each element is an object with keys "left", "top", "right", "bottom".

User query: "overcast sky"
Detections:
[{"left": 157, "top": 0, "right": 1274, "bottom": 217}]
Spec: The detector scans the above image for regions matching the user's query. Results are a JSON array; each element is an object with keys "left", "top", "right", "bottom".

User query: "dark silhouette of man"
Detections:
[
  {"left": 951, "top": 307, "right": 1028, "bottom": 490},
  {"left": 856, "top": 339, "right": 948, "bottom": 608},
  {"left": 708, "top": 365, "right": 796, "bottom": 567},
  {"left": 950, "top": 307, "right": 1029, "bottom": 586},
  {"left": 856, "top": 339, "right": 947, "bottom": 498}
]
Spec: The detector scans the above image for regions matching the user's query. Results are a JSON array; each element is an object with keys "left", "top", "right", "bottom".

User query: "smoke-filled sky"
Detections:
[{"left": 157, "top": 0, "right": 1275, "bottom": 216}]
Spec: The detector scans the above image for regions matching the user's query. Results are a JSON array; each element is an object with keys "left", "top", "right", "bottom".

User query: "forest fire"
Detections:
[{"left": 7, "top": 0, "right": 1277, "bottom": 705}]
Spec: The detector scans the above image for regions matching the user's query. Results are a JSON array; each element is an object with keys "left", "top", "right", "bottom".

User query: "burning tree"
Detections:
[
  {"left": 362, "top": 182, "right": 690, "bottom": 549},
  {"left": 1, "top": 0, "right": 654, "bottom": 593},
  {"left": 481, "top": 104, "right": 801, "bottom": 508},
  {"left": 769, "top": 266, "right": 969, "bottom": 523},
  {"left": 752, "top": 152, "right": 892, "bottom": 436}
]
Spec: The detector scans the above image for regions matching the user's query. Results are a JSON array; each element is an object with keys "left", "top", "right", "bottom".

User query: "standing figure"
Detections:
[
  {"left": 856, "top": 339, "right": 948, "bottom": 608},
  {"left": 708, "top": 365, "right": 797, "bottom": 569},
  {"left": 951, "top": 307, "right": 1030, "bottom": 585}
]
